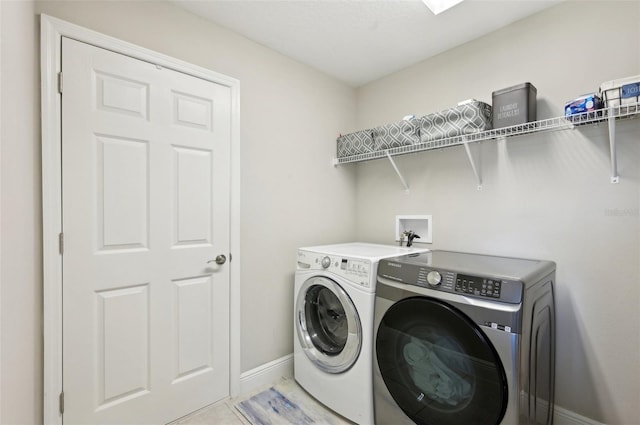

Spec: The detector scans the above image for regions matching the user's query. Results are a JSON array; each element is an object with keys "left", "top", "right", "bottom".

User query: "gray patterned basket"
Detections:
[
  {"left": 336, "top": 130, "right": 374, "bottom": 158},
  {"left": 419, "top": 101, "right": 492, "bottom": 142},
  {"left": 372, "top": 118, "right": 420, "bottom": 151}
]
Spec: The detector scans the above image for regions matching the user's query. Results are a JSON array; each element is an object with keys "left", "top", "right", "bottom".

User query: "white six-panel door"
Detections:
[{"left": 61, "top": 37, "right": 231, "bottom": 424}]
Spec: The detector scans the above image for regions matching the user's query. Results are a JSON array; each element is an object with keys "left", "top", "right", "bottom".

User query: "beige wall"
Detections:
[
  {"left": 1, "top": 1, "right": 357, "bottom": 423},
  {"left": 2, "top": 0, "right": 638, "bottom": 424},
  {"left": 35, "top": 0, "right": 360, "bottom": 374},
  {"left": 354, "top": 1, "right": 639, "bottom": 424},
  {"left": 1, "top": 1, "right": 42, "bottom": 424}
]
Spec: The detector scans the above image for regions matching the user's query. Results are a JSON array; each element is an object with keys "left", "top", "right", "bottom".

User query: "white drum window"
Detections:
[{"left": 296, "top": 276, "right": 362, "bottom": 373}]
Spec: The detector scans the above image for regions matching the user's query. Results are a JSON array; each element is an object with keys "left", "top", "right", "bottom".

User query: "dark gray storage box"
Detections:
[{"left": 492, "top": 82, "right": 537, "bottom": 128}]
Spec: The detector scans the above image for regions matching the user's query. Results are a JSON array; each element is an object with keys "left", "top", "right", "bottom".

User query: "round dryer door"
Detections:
[
  {"left": 376, "top": 297, "right": 508, "bottom": 425},
  {"left": 296, "top": 276, "right": 362, "bottom": 373}
]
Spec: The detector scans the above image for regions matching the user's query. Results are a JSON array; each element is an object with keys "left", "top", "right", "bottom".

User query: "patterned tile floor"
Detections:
[{"left": 171, "top": 377, "right": 354, "bottom": 425}]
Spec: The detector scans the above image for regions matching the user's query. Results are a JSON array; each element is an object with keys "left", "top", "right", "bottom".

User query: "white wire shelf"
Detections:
[{"left": 334, "top": 103, "right": 640, "bottom": 166}]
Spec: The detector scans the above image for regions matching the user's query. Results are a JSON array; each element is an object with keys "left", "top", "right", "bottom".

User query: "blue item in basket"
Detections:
[
  {"left": 621, "top": 82, "right": 640, "bottom": 99},
  {"left": 565, "top": 94, "right": 602, "bottom": 120}
]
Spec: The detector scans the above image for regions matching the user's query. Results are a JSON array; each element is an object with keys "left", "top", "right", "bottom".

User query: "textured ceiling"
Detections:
[{"left": 172, "top": 0, "right": 563, "bottom": 87}]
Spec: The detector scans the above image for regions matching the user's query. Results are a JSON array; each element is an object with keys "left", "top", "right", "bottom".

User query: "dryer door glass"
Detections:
[
  {"left": 376, "top": 297, "right": 507, "bottom": 425},
  {"left": 296, "top": 276, "right": 362, "bottom": 373}
]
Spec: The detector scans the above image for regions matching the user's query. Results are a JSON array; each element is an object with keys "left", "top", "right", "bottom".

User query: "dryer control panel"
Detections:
[
  {"left": 378, "top": 257, "right": 523, "bottom": 304},
  {"left": 455, "top": 273, "right": 502, "bottom": 299},
  {"left": 414, "top": 267, "right": 505, "bottom": 299}
]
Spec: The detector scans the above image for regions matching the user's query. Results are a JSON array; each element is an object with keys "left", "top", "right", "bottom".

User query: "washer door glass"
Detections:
[
  {"left": 296, "top": 276, "right": 362, "bottom": 373},
  {"left": 376, "top": 297, "right": 507, "bottom": 425}
]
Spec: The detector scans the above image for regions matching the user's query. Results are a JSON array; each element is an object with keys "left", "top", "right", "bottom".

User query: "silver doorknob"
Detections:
[{"left": 208, "top": 255, "right": 226, "bottom": 265}]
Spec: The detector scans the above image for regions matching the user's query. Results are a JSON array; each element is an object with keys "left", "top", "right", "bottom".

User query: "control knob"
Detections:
[
  {"left": 321, "top": 256, "right": 331, "bottom": 269},
  {"left": 427, "top": 271, "right": 442, "bottom": 287}
]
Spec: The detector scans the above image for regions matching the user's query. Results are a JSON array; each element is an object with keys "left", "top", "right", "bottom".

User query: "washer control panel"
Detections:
[
  {"left": 340, "top": 257, "right": 369, "bottom": 277},
  {"left": 297, "top": 250, "right": 373, "bottom": 289}
]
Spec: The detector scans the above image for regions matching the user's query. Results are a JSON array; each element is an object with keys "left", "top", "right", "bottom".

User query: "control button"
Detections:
[
  {"left": 321, "top": 256, "right": 331, "bottom": 269},
  {"left": 427, "top": 271, "right": 442, "bottom": 287}
]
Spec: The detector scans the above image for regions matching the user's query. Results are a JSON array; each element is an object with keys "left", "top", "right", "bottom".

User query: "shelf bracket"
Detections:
[
  {"left": 385, "top": 151, "right": 410, "bottom": 192},
  {"left": 463, "top": 140, "right": 482, "bottom": 190},
  {"left": 607, "top": 108, "right": 619, "bottom": 184}
]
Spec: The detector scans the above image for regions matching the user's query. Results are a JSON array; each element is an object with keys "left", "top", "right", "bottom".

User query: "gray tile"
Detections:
[
  {"left": 171, "top": 401, "right": 246, "bottom": 425},
  {"left": 171, "top": 378, "right": 353, "bottom": 425}
]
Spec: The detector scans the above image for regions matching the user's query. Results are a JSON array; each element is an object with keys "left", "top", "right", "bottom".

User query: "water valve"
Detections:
[{"left": 402, "top": 230, "right": 421, "bottom": 247}]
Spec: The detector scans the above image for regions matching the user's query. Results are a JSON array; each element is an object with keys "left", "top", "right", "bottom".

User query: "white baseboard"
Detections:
[
  {"left": 238, "top": 354, "right": 294, "bottom": 396},
  {"left": 554, "top": 405, "right": 606, "bottom": 425}
]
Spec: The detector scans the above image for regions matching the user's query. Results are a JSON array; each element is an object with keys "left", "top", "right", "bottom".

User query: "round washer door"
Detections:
[
  {"left": 296, "top": 276, "right": 362, "bottom": 373},
  {"left": 376, "top": 296, "right": 508, "bottom": 425}
]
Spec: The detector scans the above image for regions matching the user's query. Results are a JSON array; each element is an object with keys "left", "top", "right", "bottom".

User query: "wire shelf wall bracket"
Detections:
[
  {"left": 385, "top": 151, "right": 410, "bottom": 192},
  {"left": 607, "top": 112, "right": 619, "bottom": 184},
  {"left": 333, "top": 103, "right": 639, "bottom": 187},
  {"left": 463, "top": 139, "right": 482, "bottom": 190}
]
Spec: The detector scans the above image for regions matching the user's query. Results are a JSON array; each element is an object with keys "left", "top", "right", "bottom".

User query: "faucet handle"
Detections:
[{"left": 405, "top": 230, "right": 420, "bottom": 247}]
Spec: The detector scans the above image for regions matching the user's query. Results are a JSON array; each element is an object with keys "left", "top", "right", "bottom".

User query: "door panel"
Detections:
[
  {"left": 62, "top": 37, "right": 231, "bottom": 424},
  {"left": 172, "top": 147, "right": 213, "bottom": 246},
  {"left": 172, "top": 91, "right": 212, "bottom": 130},
  {"left": 173, "top": 276, "right": 213, "bottom": 380},
  {"left": 98, "top": 135, "right": 149, "bottom": 250},
  {"left": 95, "top": 71, "right": 150, "bottom": 119},
  {"left": 97, "top": 284, "right": 150, "bottom": 407}
]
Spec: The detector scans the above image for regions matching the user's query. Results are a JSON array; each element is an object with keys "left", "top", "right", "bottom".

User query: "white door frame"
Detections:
[{"left": 40, "top": 14, "right": 241, "bottom": 425}]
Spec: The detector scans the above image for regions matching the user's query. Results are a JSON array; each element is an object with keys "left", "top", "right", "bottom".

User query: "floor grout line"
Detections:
[{"left": 174, "top": 377, "right": 352, "bottom": 425}]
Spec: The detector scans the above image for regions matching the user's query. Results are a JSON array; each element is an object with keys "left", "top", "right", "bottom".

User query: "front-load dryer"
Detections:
[
  {"left": 373, "top": 250, "right": 556, "bottom": 425},
  {"left": 294, "top": 243, "right": 428, "bottom": 424}
]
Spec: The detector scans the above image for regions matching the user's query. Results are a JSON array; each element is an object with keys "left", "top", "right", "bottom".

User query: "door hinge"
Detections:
[
  {"left": 59, "top": 391, "right": 64, "bottom": 414},
  {"left": 59, "top": 232, "right": 64, "bottom": 255},
  {"left": 57, "top": 72, "right": 63, "bottom": 94}
]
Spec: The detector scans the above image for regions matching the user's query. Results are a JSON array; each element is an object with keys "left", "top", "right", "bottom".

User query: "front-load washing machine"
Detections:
[
  {"left": 294, "top": 243, "right": 429, "bottom": 424},
  {"left": 373, "top": 250, "right": 555, "bottom": 425}
]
